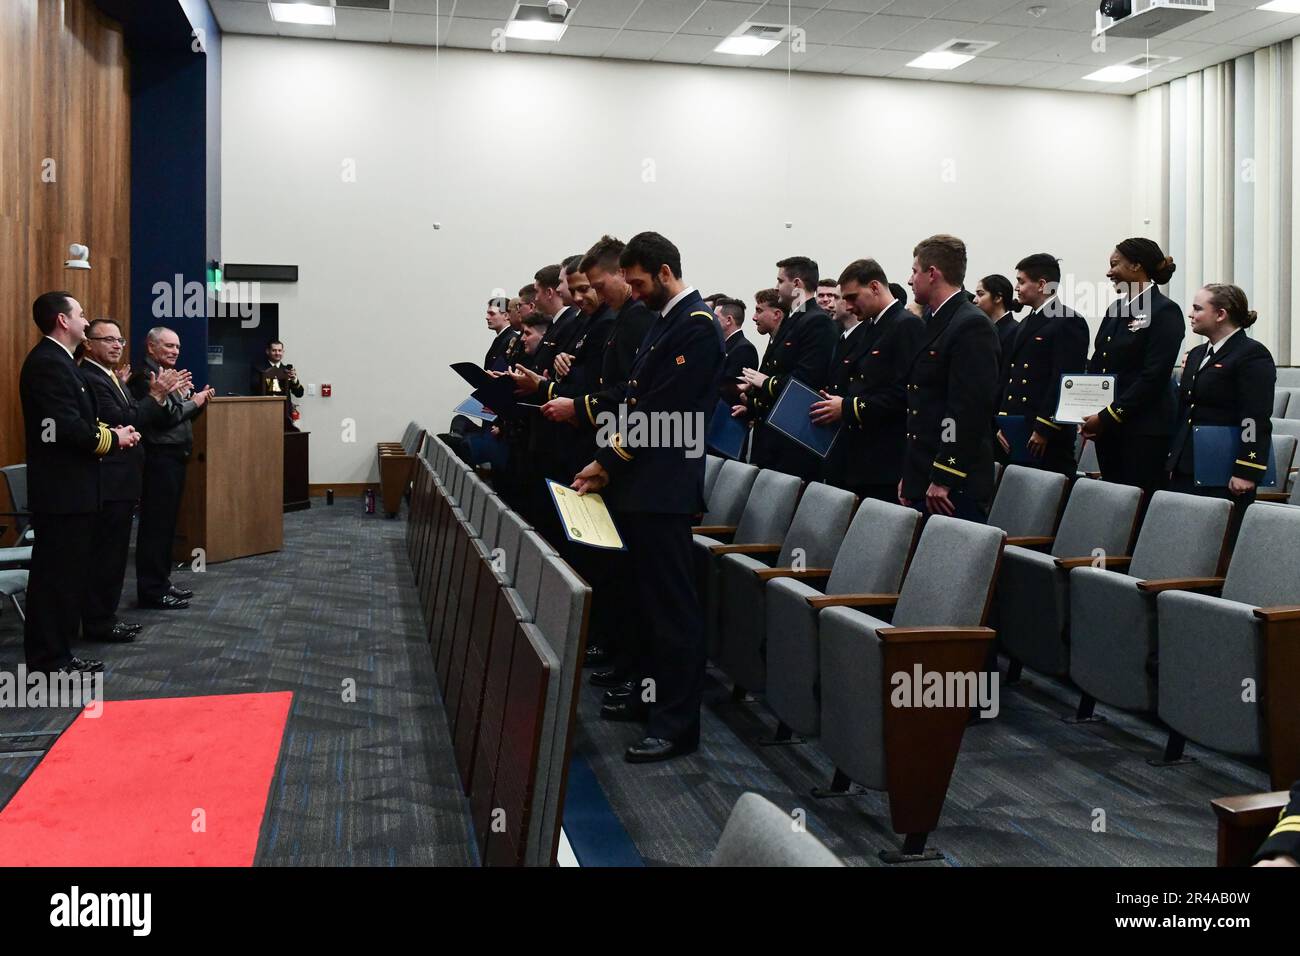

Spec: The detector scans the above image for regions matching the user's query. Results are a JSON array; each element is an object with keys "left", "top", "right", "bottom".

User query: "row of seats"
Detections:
[
  {"left": 695, "top": 456, "right": 1300, "bottom": 850},
  {"left": 406, "top": 433, "right": 591, "bottom": 866},
  {"left": 377, "top": 423, "right": 426, "bottom": 518}
]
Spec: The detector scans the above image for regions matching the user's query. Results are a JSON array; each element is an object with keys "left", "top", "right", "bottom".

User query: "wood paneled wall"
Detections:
[{"left": 0, "top": 0, "right": 131, "bottom": 473}]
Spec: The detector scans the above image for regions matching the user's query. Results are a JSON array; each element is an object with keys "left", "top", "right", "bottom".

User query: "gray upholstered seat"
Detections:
[
  {"left": 1257, "top": 434, "right": 1297, "bottom": 497},
  {"left": 1076, "top": 438, "right": 1100, "bottom": 478},
  {"left": 1273, "top": 389, "right": 1294, "bottom": 419},
  {"left": 710, "top": 793, "right": 844, "bottom": 867},
  {"left": 1069, "top": 491, "right": 1231, "bottom": 716},
  {"left": 0, "top": 464, "right": 33, "bottom": 544},
  {"left": 765, "top": 499, "right": 920, "bottom": 738},
  {"left": 986, "top": 465, "right": 1069, "bottom": 539},
  {"left": 715, "top": 482, "right": 856, "bottom": 695},
  {"left": 695, "top": 468, "right": 801, "bottom": 657},
  {"left": 0, "top": 547, "right": 32, "bottom": 570},
  {"left": 479, "top": 494, "right": 504, "bottom": 550},
  {"left": 699, "top": 459, "right": 759, "bottom": 528},
  {"left": 1286, "top": 391, "right": 1300, "bottom": 420},
  {"left": 1277, "top": 367, "right": 1300, "bottom": 387},
  {"left": 703, "top": 454, "right": 723, "bottom": 502},
  {"left": 1158, "top": 503, "right": 1300, "bottom": 776},
  {"left": 0, "top": 569, "right": 27, "bottom": 620},
  {"left": 997, "top": 478, "right": 1142, "bottom": 679},
  {"left": 492, "top": 511, "right": 530, "bottom": 587}
]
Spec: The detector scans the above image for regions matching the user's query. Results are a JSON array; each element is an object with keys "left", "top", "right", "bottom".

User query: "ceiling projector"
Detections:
[{"left": 1095, "top": 0, "right": 1214, "bottom": 39}]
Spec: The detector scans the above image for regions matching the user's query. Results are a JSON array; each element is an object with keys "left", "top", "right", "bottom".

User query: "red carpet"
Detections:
[{"left": 0, "top": 691, "right": 292, "bottom": 866}]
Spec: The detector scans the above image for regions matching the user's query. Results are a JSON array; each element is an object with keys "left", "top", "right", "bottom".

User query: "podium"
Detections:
[{"left": 174, "top": 396, "right": 285, "bottom": 564}]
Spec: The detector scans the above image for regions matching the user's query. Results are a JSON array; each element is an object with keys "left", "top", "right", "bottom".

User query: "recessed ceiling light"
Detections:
[
  {"left": 268, "top": 2, "right": 335, "bottom": 26},
  {"left": 1258, "top": 0, "right": 1300, "bottom": 12},
  {"left": 907, "top": 51, "right": 975, "bottom": 70},
  {"left": 1083, "top": 64, "right": 1150, "bottom": 82},
  {"left": 504, "top": 20, "right": 567, "bottom": 40},
  {"left": 714, "top": 36, "right": 781, "bottom": 56}
]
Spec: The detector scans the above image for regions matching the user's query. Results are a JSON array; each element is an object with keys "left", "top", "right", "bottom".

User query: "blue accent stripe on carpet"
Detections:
[{"left": 561, "top": 753, "right": 644, "bottom": 867}]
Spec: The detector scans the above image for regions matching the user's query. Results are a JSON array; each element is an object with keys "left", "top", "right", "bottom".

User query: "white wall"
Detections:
[{"left": 222, "top": 36, "right": 1139, "bottom": 484}]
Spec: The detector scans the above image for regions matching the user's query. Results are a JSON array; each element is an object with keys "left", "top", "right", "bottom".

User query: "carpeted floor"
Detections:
[{"left": 0, "top": 498, "right": 476, "bottom": 867}]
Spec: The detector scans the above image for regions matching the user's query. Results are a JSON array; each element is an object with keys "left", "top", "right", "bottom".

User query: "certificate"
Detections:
[
  {"left": 547, "top": 480, "right": 626, "bottom": 551},
  {"left": 1054, "top": 374, "right": 1117, "bottom": 424},
  {"left": 453, "top": 395, "right": 497, "bottom": 423},
  {"left": 765, "top": 378, "right": 841, "bottom": 459}
]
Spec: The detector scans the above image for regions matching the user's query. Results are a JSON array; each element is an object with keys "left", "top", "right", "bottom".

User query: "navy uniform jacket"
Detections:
[
  {"left": 484, "top": 327, "right": 520, "bottom": 372},
  {"left": 997, "top": 299, "right": 1090, "bottom": 448},
  {"left": 80, "top": 360, "right": 172, "bottom": 501},
  {"left": 1088, "top": 285, "right": 1183, "bottom": 436},
  {"left": 1167, "top": 331, "right": 1275, "bottom": 482},
  {"left": 533, "top": 306, "right": 583, "bottom": 376},
  {"left": 827, "top": 301, "right": 925, "bottom": 490},
  {"left": 551, "top": 298, "right": 653, "bottom": 429},
  {"left": 720, "top": 329, "right": 759, "bottom": 406},
  {"left": 534, "top": 304, "right": 614, "bottom": 475},
  {"left": 748, "top": 303, "right": 837, "bottom": 475},
  {"left": 902, "top": 292, "right": 1001, "bottom": 501},
  {"left": 994, "top": 313, "right": 1020, "bottom": 359},
  {"left": 1254, "top": 781, "right": 1300, "bottom": 863},
  {"left": 596, "top": 290, "right": 723, "bottom": 515},
  {"left": 19, "top": 337, "right": 121, "bottom": 515},
  {"left": 503, "top": 327, "right": 527, "bottom": 368}
]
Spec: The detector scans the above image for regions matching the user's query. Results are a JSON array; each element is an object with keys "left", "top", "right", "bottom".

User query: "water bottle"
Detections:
[
  {"left": 326, "top": 489, "right": 334, "bottom": 506},
  {"left": 364, "top": 488, "right": 375, "bottom": 514}
]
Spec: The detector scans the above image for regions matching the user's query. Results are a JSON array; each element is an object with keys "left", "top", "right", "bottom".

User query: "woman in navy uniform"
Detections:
[
  {"left": 975, "top": 274, "right": 1020, "bottom": 358},
  {"left": 1081, "top": 239, "right": 1184, "bottom": 498},
  {"left": 1166, "top": 284, "right": 1274, "bottom": 529}
]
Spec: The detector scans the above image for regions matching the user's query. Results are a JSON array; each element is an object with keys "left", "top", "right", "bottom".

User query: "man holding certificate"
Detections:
[{"left": 571, "top": 232, "right": 723, "bottom": 764}]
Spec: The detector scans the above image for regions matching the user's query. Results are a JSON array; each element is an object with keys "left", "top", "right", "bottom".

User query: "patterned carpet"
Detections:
[{"left": 0, "top": 498, "right": 476, "bottom": 867}]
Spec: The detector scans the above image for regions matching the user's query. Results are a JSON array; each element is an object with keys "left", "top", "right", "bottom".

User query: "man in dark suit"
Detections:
[
  {"left": 715, "top": 298, "right": 758, "bottom": 408},
  {"left": 739, "top": 256, "right": 837, "bottom": 479},
  {"left": 19, "top": 293, "right": 140, "bottom": 672},
  {"left": 528, "top": 263, "right": 579, "bottom": 376},
  {"left": 572, "top": 231, "right": 723, "bottom": 763},
  {"left": 252, "top": 339, "right": 304, "bottom": 430},
  {"left": 130, "top": 326, "right": 214, "bottom": 610},
  {"left": 812, "top": 259, "right": 924, "bottom": 502},
  {"left": 996, "top": 254, "right": 1090, "bottom": 476},
  {"left": 482, "top": 297, "right": 518, "bottom": 371},
  {"left": 902, "top": 235, "right": 1001, "bottom": 521},
  {"left": 79, "top": 319, "right": 180, "bottom": 644}
]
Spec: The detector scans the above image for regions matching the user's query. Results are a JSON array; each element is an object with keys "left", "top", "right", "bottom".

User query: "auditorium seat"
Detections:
[
  {"left": 998, "top": 478, "right": 1142, "bottom": 683},
  {"left": 1075, "top": 438, "right": 1100, "bottom": 480},
  {"left": 1255, "top": 434, "right": 1298, "bottom": 502},
  {"left": 714, "top": 481, "right": 856, "bottom": 698},
  {"left": 0, "top": 546, "right": 31, "bottom": 570},
  {"left": 703, "top": 454, "right": 723, "bottom": 501},
  {"left": 986, "top": 464, "right": 1069, "bottom": 543},
  {"left": 0, "top": 465, "right": 34, "bottom": 545},
  {"left": 693, "top": 468, "right": 801, "bottom": 659},
  {"left": 1157, "top": 502, "right": 1300, "bottom": 788},
  {"left": 694, "top": 458, "right": 759, "bottom": 534},
  {"left": 377, "top": 423, "right": 425, "bottom": 518},
  {"left": 710, "top": 793, "right": 845, "bottom": 867},
  {"left": 765, "top": 498, "right": 921, "bottom": 741},
  {"left": 1278, "top": 367, "right": 1300, "bottom": 388},
  {"left": 1273, "top": 389, "right": 1294, "bottom": 419},
  {"left": 1068, "top": 491, "right": 1232, "bottom": 723},
  {"left": 0, "top": 570, "right": 26, "bottom": 621},
  {"left": 814, "top": 515, "right": 1005, "bottom": 861}
]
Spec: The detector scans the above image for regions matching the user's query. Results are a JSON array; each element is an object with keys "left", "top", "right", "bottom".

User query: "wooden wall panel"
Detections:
[{"left": 0, "top": 0, "right": 131, "bottom": 472}]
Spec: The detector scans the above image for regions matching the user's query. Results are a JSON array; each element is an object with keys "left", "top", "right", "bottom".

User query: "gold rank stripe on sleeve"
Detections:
[
  {"left": 689, "top": 311, "right": 714, "bottom": 322},
  {"left": 1236, "top": 458, "right": 1268, "bottom": 470},
  {"left": 933, "top": 460, "right": 968, "bottom": 479},
  {"left": 610, "top": 432, "right": 633, "bottom": 462},
  {"left": 1105, "top": 404, "right": 1123, "bottom": 423},
  {"left": 583, "top": 394, "right": 597, "bottom": 427},
  {"left": 1035, "top": 416, "right": 1063, "bottom": 430},
  {"left": 94, "top": 422, "right": 113, "bottom": 456},
  {"left": 766, "top": 375, "right": 779, "bottom": 398},
  {"left": 545, "top": 382, "right": 557, "bottom": 402},
  {"left": 852, "top": 397, "right": 865, "bottom": 424},
  {"left": 1270, "top": 815, "right": 1300, "bottom": 835}
]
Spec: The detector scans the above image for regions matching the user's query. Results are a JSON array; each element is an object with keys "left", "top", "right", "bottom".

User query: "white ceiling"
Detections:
[{"left": 209, "top": 0, "right": 1300, "bottom": 95}]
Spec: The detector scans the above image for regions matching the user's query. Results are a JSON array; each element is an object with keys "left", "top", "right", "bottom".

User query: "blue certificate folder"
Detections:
[
  {"left": 1193, "top": 426, "right": 1276, "bottom": 488},
  {"left": 450, "top": 362, "right": 516, "bottom": 415},
  {"left": 706, "top": 400, "right": 748, "bottom": 459},
  {"left": 997, "top": 415, "right": 1036, "bottom": 465},
  {"left": 453, "top": 395, "right": 497, "bottom": 423},
  {"left": 766, "top": 378, "right": 841, "bottom": 459}
]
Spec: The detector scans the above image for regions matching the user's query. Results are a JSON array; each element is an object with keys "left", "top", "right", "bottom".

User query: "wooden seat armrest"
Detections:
[
  {"left": 1136, "top": 577, "right": 1226, "bottom": 594},
  {"left": 1253, "top": 605, "right": 1300, "bottom": 623},
  {"left": 1005, "top": 536, "right": 1054, "bottom": 548},
  {"left": 876, "top": 626, "right": 995, "bottom": 643},
  {"left": 805, "top": 593, "right": 899, "bottom": 611},
  {"left": 1256, "top": 492, "right": 1290, "bottom": 503},
  {"left": 1212, "top": 791, "right": 1291, "bottom": 823},
  {"left": 1055, "top": 555, "right": 1131, "bottom": 571},
  {"left": 753, "top": 567, "right": 833, "bottom": 583},
  {"left": 709, "top": 542, "right": 782, "bottom": 557},
  {"left": 692, "top": 525, "right": 737, "bottom": 536}
]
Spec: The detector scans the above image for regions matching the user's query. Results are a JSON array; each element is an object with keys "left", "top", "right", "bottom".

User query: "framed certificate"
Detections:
[
  {"left": 547, "top": 480, "right": 626, "bottom": 551},
  {"left": 1054, "top": 374, "right": 1117, "bottom": 424}
]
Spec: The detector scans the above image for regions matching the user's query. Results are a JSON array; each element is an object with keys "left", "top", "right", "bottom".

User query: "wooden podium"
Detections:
[{"left": 174, "top": 396, "right": 285, "bottom": 564}]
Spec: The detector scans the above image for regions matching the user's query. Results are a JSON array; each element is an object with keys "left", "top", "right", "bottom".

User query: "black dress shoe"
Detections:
[
  {"left": 140, "top": 594, "right": 190, "bottom": 610},
  {"left": 167, "top": 585, "right": 194, "bottom": 600},
  {"left": 589, "top": 668, "right": 628, "bottom": 688},
  {"left": 603, "top": 680, "right": 637, "bottom": 703},
  {"left": 85, "top": 622, "right": 137, "bottom": 643},
  {"left": 625, "top": 736, "right": 698, "bottom": 763},
  {"left": 58, "top": 657, "right": 104, "bottom": 674},
  {"left": 119, "top": 622, "right": 144, "bottom": 634},
  {"left": 599, "top": 700, "right": 648, "bottom": 723},
  {"left": 584, "top": 645, "right": 611, "bottom": 668}
]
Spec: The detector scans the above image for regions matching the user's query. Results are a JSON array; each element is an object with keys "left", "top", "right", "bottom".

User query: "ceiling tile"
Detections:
[
  {"left": 839, "top": 13, "right": 928, "bottom": 48},
  {"left": 679, "top": 0, "right": 768, "bottom": 37},
  {"left": 880, "top": 0, "right": 954, "bottom": 16},
  {"left": 1182, "top": 9, "right": 1294, "bottom": 42},
  {"left": 795, "top": 42, "right": 873, "bottom": 71},
  {"left": 799, "top": 8, "right": 873, "bottom": 43},
  {"left": 881, "top": 17, "right": 1017, "bottom": 53},
  {"left": 567, "top": 0, "right": 644, "bottom": 29},
  {"left": 444, "top": 0, "right": 516, "bottom": 16},
  {"left": 986, "top": 0, "right": 1090, "bottom": 30},
  {"left": 1228, "top": 16, "right": 1300, "bottom": 51},
  {"left": 391, "top": 12, "right": 449, "bottom": 44},
  {"left": 841, "top": 47, "right": 917, "bottom": 74},
  {"left": 211, "top": 0, "right": 277, "bottom": 34},
  {"left": 445, "top": 15, "right": 503, "bottom": 48},
  {"left": 749, "top": 2, "right": 819, "bottom": 24},
  {"left": 274, "top": 22, "right": 336, "bottom": 39},
  {"left": 556, "top": 25, "right": 620, "bottom": 55},
  {"left": 937, "top": 0, "right": 1023, "bottom": 24},
  {"left": 969, "top": 57, "right": 1055, "bottom": 86},
  {"left": 335, "top": 8, "right": 393, "bottom": 43},
  {"left": 624, "top": 0, "right": 710, "bottom": 33},
  {"left": 394, "top": 0, "right": 456, "bottom": 13},
  {"left": 602, "top": 28, "right": 671, "bottom": 59},
  {"left": 654, "top": 31, "right": 729, "bottom": 62},
  {"left": 821, "top": 0, "right": 892, "bottom": 13}
]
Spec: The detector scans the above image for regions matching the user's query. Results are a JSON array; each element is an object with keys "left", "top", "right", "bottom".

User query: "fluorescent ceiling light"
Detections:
[
  {"left": 1083, "top": 64, "right": 1150, "bottom": 82},
  {"left": 714, "top": 36, "right": 780, "bottom": 56},
  {"left": 505, "top": 20, "right": 567, "bottom": 41},
  {"left": 906, "top": 51, "right": 974, "bottom": 70},
  {"left": 269, "top": 3, "right": 335, "bottom": 26},
  {"left": 1258, "top": 1, "right": 1300, "bottom": 13}
]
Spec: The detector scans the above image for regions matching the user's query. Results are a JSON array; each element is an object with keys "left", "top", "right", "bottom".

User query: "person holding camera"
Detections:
[{"left": 253, "top": 339, "right": 304, "bottom": 430}]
